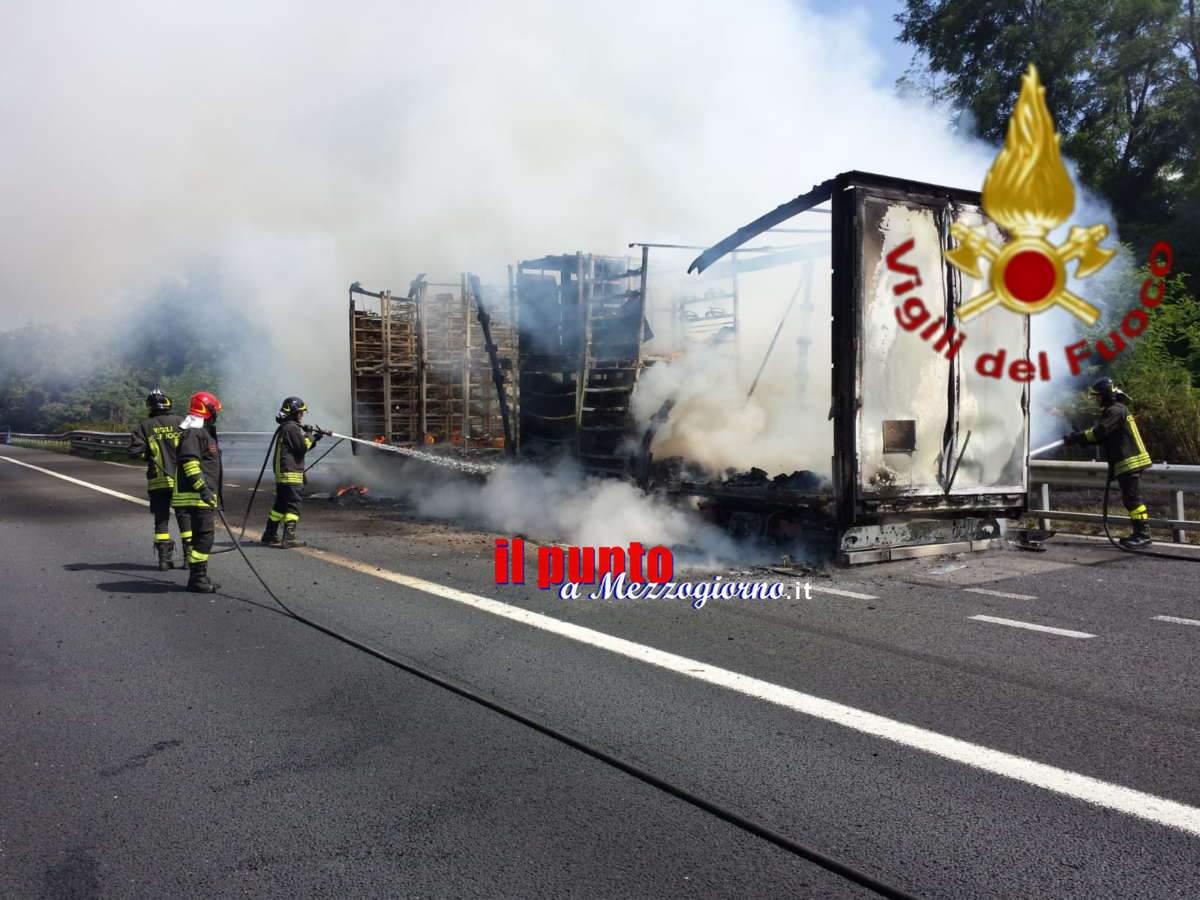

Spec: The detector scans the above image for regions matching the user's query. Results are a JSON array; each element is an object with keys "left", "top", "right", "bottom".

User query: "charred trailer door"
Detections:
[{"left": 831, "top": 172, "right": 1028, "bottom": 562}]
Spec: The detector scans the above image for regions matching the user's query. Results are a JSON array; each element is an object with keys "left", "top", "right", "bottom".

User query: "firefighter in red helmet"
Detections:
[
  {"left": 128, "top": 389, "right": 185, "bottom": 570},
  {"left": 172, "top": 391, "right": 224, "bottom": 592}
]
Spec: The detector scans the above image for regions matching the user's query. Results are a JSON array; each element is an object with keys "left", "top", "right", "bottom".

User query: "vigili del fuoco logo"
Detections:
[{"left": 892, "top": 63, "right": 1174, "bottom": 382}]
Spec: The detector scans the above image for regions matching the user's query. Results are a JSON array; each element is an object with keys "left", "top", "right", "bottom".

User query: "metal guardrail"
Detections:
[
  {"left": 3, "top": 429, "right": 282, "bottom": 461},
  {"left": 1029, "top": 459, "right": 1200, "bottom": 542}
]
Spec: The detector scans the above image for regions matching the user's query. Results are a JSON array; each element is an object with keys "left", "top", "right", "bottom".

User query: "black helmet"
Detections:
[
  {"left": 1090, "top": 377, "right": 1130, "bottom": 405},
  {"left": 146, "top": 389, "right": 172, "bottom": 414},
  {"left": 275, "top": 396, "right": 308, "bottom": 424}
]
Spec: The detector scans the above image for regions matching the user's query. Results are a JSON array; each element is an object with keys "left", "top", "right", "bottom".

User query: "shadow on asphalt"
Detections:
[
  {"left": 97, "top": 579, "right": 177, "bottom": 594},
  {"left": 62, "top": 563, "right": 288, "bottom": 616}
]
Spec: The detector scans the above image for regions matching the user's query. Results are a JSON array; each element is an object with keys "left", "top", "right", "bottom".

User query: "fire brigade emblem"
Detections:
[{"left": 948, "top": 64, "right": 1114, "bottom": 325}]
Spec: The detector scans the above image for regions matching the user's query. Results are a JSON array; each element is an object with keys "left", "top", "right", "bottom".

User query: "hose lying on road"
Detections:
[
  {"left": 211, "top": 507, "right": 919, "bottom": 899},
  {"left": 1101, "top": 474, "right": 1200, "bottom": 564}
]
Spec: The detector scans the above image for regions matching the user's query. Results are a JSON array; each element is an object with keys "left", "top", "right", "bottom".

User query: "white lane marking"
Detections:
[
  {"left": 964, "top": 588, "right": 1038, "bottom": 601},
  {"left": 226, "top": 482, "right": 241, "bottom": 487},
  {"left": 0, "top": 455, "right": 150, "bottom": 507},
  {"left": 300, "top": 545, "right": 1200, "bottom": 837},
  {"left": 7, "top": 459, "right": 1200, "bottom": 837},
  {"left": 969, "top": 615, "right": 1094, "bottom": 639},
  {"left": 1153, "top": 615, "right": 1200, "bottom": 627},
  {"left": 101, "top": 460, "right": 141, "bottom": 469},
  {"left": 808, "top": 585, "right": 879, "bottom": 601}
]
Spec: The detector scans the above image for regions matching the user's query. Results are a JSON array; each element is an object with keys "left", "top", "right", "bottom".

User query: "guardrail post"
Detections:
[
  {"left": 1039, "top": 483, "right": 1050, "bottom": 532},
  {"left": 1174, "top": 490, "right": 1186, "bottom": 544}
]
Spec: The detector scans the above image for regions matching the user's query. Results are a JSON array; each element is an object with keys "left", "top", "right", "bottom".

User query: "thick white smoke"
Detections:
[
  {"left": 0, "top": 0, "right": 1123, "bottom": 477},
  {"left": 0, "top": 0, "right": 995, "bottom": 418}
]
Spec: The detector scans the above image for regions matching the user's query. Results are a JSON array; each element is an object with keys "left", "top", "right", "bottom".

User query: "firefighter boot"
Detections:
[
  {"left": 155, "top": 540, "right": 175, "bottom": 571},
  {"left": 261, "top": 520, "right": 281, "bottom": 546},
  {"left": 1120, "top": 521, "right": 1153, "bottom": 550},
  {"left": 280, "top": 521, "right": 307, "bottom": 549},
  {"left": 187, "top": 561, "right": 218, "bottom": 594},
  {"left": 181, "top": 539, "right": 191, "bottom": 567}
]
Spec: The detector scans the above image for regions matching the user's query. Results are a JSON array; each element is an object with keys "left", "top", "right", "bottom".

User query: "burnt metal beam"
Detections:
[{"left": 687, "top": 178, "right": 836, "bottom": 274}]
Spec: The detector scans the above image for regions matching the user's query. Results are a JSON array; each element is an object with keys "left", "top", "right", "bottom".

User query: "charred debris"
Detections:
[{"left": 347, "top": 171, "right": 1031, "bottom": 564}]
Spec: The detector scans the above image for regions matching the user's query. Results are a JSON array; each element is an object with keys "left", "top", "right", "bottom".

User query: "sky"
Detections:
[{"left": 808, "top": 0, "right": 913, "bottom": 86}]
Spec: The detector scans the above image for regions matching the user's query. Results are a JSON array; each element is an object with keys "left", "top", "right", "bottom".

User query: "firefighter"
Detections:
[
  {"left": 261, "top": 396, "right": 324, "bottom": 549},
  {"left": 128, "top": 389, "right": 185, "bottom": 570},
  {"left": 173, "top": 391, "right": 224, "bottom": 593},
  {"left": 1063, "top": 377, "right": 1153, "bottom": 549}
]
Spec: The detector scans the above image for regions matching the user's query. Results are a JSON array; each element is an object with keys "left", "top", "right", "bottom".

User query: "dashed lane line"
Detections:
[
  {"left": 0, "top": 455, "right": 149, "bottom": 507},
  {"left": 808, "top": 585, "right": 879, "bottom": 601},
  {"left": 964, "top": 588, "right": 1038, "bottom": 601},
  {"left": 8, "top": 455, "right": 1200, "bottom": 838},
  {"left": 1153, "top": 615, "right": 1200, "bottom": 627},
  {"left": 969, "top": 615, "right": 1094, "bottom": 639}
]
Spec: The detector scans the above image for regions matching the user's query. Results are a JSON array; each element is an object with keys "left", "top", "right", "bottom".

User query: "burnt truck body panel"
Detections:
[{"left": 691, "top": 170, "right": 1029, "bottom": 561}]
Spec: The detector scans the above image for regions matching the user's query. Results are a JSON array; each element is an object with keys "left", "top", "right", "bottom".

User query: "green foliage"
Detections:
[
  {"left": 1066, "top": 265, "right": 1200, "bottom": 461},
  {"left": 898, "top": 0, "right": 1200, "bottom": 279},
  {"left": 0, "top": 277, "right": 261, "bottom": 434}
]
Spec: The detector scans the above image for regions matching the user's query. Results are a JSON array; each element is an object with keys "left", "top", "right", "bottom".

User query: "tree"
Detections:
[{"left": 898, "top": 0, "right": 1200, "bottom": 279}]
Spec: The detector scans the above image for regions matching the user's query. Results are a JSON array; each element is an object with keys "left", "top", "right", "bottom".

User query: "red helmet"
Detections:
[{"left": 188, "top": 391, "right": 223, "bottom": 419}]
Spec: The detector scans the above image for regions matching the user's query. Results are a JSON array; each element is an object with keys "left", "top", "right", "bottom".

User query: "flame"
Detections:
[
  {"left": 373, "top": 435, "right": 386, "bottom": 444},
  {"left": 336, "top": 485, "right": 369, "bottom": 497},
  {"left": 981, "top": 64, "right": 1074, "bottom": 235}
]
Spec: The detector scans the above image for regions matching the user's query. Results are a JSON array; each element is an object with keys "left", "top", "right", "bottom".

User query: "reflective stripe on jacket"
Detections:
[
  {"left": 129, "top": 414, "right": 184, "bottom": 490},
  {"left": 172, "top": 421, "right": 222, "bottom": 508},
  {"left": 1082, "top": 401, "right": 1151, "bottom": 477},
  {"left": 274, "top": 420, "right": 313, "bottom": 485}
]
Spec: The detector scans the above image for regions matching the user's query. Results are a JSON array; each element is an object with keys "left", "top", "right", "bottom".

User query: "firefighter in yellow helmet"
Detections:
[
  {"left": 172, "top": 391, "right": 224, "bottom": 592},
  {"left": 261, "top": 396, "right": 324, "bottom": 549},
  {"left": 128, "top": 389, "right": 185, "bottom": 570},
  {"left": 1064, "top": 377, "right": 1152, "bottom": 549}
]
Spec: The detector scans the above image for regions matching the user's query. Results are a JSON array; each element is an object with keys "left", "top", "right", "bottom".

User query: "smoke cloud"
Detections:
[{"left": 0, "top": 1, "right": 1123, "bottom": 467}]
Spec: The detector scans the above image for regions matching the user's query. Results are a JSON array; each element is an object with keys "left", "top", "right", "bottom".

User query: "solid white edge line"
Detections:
[
  {"left": 964, "top": 588, "right": 1038, "bottom": 601},
  {"left": 300, "top": 545, "right": 1200, "bottom": 837},
  {"left": 7, "top": 455, "right": 1200, "bottom": 838},
  {"left": 969, "top": 615, "right": 1094, "bottom": 639},
  {"left": 1152, "top": 615, "right": 1200, "bottom": 627},
  {"left": 0, "top": 454, "right": 150, "bottom": 507}
]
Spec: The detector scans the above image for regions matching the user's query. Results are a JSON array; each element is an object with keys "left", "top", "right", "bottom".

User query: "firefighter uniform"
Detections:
[
  {"left": 262, "top": 396, "right": 322, "bottom": 549},
  {"left": 173, "top": 392, "right": 224, "bottom": 592},
  {"left": 129, "top": 395, "right": 185, "bottom": 570},
  {"left": 268, "top": 426, "right": 322, "bottom": 547},
  {"left": 1066, "top": 381, "right": 1152, "bottom": 548}
]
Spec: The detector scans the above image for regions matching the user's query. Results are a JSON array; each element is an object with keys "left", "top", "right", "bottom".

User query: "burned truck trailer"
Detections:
[
  {"left": 347, "top": 255, "right": 647, "bottom": 472},
  {"left": 513, "top": 251, "right": 648, "bottom": 474},
  {"left": 676, "top": 170, "right": 1029, "bottom": 563},
  {"left": 347, "top": 278, "right": 517, "bottom": 453}
]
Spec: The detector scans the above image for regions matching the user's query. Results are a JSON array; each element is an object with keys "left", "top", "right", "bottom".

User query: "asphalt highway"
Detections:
[{"left": 3, "top": 445, "right": 1200, "bottom": 899}]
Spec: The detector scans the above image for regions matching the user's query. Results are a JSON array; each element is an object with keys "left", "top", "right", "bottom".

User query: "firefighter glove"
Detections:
[{"left": 200, "top": 486, "right": 217, "bottom": 506}]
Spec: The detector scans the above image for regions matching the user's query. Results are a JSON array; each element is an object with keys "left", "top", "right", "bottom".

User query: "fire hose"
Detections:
[
  {"left": 204, "top": 436, "right": 921, "bottom": 900},
  {"left": 1031, "top": 440, "right": 1199, "bottom": 562}
]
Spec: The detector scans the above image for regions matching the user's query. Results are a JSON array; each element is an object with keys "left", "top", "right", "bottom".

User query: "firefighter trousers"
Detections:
[
  {"left": 148, "top": 488, "right": 187, "bottom": 544},
  {"left": 269, "top": 483, "right": 304, "bottom": 527},
  {"left": 1118, "top": 472, "right": 1148, "bottom": 524},
  {"left": 176, "top": 507, "right": 215, "bottom": 564}
]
